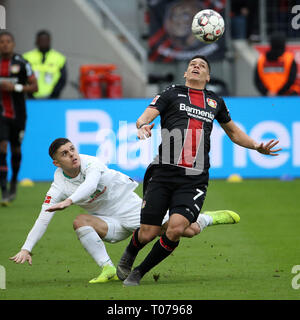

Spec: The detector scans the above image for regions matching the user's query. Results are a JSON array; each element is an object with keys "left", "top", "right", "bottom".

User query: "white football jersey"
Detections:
[
  {"left": 47, "top": 154, "right": 138, "bottom": 214},
  {"left": 21, "top": 154, "right": 139, "bottom": 252}
]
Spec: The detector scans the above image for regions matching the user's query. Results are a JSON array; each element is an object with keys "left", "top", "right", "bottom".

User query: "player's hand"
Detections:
[
  {"left": 255, "top": 139, "right": 282, "bottom": 156},
  {"left": 45, "top": 198, "right": 73, "bottom": 212},
  {"left": 0, "top": 81, "right": 15, "bottom": 91},
  {"left": 9, "top": 249, "right": 32, "bottom": 265},
  {"left": 137, "top": 123, "right": 155, "bottom": 140}
]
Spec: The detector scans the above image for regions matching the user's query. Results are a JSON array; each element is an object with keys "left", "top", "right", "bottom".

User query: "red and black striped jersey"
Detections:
[
  {"left": 0, "top": 53, "right": 34, "bottom": 122},
  {"left": 148, "top": 84, "right": 231, "bottom": 176}
]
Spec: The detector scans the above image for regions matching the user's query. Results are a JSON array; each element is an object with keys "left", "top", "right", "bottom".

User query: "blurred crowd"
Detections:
[{"left": 231, "top": 0, "right": 299, "bottom": 41}]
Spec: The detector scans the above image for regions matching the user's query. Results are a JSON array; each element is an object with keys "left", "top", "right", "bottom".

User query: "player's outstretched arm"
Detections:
[
  {"left": 10, "top": 249, "right": 32, "bottom": 265},
  {"left": 136, "top": 107, "right": 159, "bottom": 140},
  {"left": 221, "top": 120, "right": 282, "bottom": 156},
  {"left": 45, "top": 198, "right": 72, "bottom": 212},
  {"left": 254, "top": 139, "right": 281, "bottom": 156}
]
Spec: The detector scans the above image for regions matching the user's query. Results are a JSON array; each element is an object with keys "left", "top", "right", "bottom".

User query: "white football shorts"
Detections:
[{"left": 92, "top": 191, "right": 169, "bottom": 243}]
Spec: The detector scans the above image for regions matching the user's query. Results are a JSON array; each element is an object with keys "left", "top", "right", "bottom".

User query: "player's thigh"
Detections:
[
  {"left": 9, "top": 121, "right": 25, "bottom": 148},
  {"left": 140, "top": 180, "right": 172, "bottom": 226},
  {"left": 0, "top": 118, "right": 10, "bottom": 149},
  {"left": 99, "top": 216, "right": 133, "bottom": 243},
  {"left": 73, "top": 213, "right": 109, "bottom": 238},
  {"left": 118, "top": 191, "right": 142, "bottom": 231},
  {"left": 169, "top": 184, "right": 207, "bottom": 224}
]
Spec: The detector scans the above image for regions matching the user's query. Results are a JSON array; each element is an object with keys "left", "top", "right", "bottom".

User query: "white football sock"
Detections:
[
  {"left": 196, "top": 214, "right": 213, "bottom": 231},
  {"left": 75, "top": 226, "right": 114, "bottom": 268}
]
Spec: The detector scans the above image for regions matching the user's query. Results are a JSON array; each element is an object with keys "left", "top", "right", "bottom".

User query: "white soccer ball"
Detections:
[{"left": 191, "top": 9, "right": 225, "bottom": 43}]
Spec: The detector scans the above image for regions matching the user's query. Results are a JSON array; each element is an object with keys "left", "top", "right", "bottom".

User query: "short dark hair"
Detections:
[
  {"left": 189, "top": 55, "right": 211, "bottom": 73},
  {"left": 49, "top": 138, "right": 71, "bottom": 159},
  {"left": 36, "top": 30, "right": 51, "bottom": 40},
  {"left": 0, "top": 31, "right": 15, "bottom": 42}
]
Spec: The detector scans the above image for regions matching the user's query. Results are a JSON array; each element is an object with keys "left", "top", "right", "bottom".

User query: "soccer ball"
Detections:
[{"left": 191, "top": 9, "right": 225, "bottom": 43}]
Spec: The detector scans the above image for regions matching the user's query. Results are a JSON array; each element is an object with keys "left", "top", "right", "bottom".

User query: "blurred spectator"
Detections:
[
  {"left": 231, "top": 0, "right": 249, "bottom": 39},
  {"left": 0, "top": 31, "right": 38, "bottom": 205},
  {"left": 23, "top": 30, "right": 67, "bottom": 99},
  {"left": 231, "top": 0, "right": 259, "bottom": 41},
  {"left": 267, "top": 0, "right": 298, "bottom": 38},
  {"left": 254, "top": 32, "right": 300, "bottom": 96}
]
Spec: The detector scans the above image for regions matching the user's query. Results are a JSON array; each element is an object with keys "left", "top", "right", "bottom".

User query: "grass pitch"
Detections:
[{"left": 0, "top": 179, "right": 299, "bottom": 300}]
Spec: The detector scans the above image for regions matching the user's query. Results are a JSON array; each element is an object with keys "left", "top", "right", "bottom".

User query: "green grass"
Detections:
[{"left": 0, "top": 179, "right": 300, "bottom": 300}]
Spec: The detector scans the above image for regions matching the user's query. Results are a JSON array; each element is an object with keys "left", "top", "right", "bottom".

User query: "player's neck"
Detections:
[
  {"left": 0, "top": 53, "right": 13, "bottom": 60},
  {"left": 63, "top": 167, "right": 81, "bottom": 178},
  {"left": 185, "top": 79, "right": 206, "bottom": 90}
]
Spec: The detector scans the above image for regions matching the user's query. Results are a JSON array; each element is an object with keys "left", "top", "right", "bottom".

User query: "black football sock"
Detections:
[
  {"left": 11, "top": 152, "right": 21, "bottom": 183},
  {"left": 126, "top": 228, "right": 146, "bottom": 257},
  {"left": 0, "top": 153, "right": 8, "bottom": 193},
  {"left": 136, "top": 233, "right": 179, "bottom": 277}
]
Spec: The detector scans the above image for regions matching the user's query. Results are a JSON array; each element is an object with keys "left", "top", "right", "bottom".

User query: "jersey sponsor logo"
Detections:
[
  {"left": 207, "top": 98, "right": 217, "bottom": 109},
  {"left": 44, "top": 195, "right": 52, "bottom": 204},
  {"left": 179, "top": 103, "right": 214, "bottom": 122},
  {"left": 150, "top": 95, "right": 160, "bottom": 105},
  {"left": 87, "top": 186, "right": 107, "bottom": 203}
]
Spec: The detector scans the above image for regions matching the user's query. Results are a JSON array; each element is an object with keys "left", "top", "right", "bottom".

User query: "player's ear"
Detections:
[
  {"left": 183, "top": 71, "right": 187, "bottom": 79},
  {"left": 206, "top": 73, "right": 210, "bottom": 83},
  {"left": 53, "top": 160, "right": 61, "bottom": 168}
]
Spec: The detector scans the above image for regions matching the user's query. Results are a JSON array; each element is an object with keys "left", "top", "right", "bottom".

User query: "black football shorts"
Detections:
[
  {"left": 0, "top": 117, "right": 25, "bottom": 146},
  {"left": 141, "top": 166, "right": 208, "bottom": 226}
]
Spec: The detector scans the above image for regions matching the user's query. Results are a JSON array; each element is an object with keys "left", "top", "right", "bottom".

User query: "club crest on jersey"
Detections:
[
  {"left": 10, "top": 64, "right": 20, "bottom": 74},
  {"left": 44, "top": 195, "right": 52, "bottom": 204},
  {"left": 150, "top": 95, "right": 160, "bottom": 105},
  {"left": 207, "top": 98, "right": 217, "bottom": 109}
]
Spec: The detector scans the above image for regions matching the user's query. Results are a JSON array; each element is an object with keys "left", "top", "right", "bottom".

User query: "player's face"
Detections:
[
  {"left": 53, "top": 143, "right": 81, "bottom": 172},
  {"left": 184, "top": 58, "right": 210, "bottom": 84},
  {"left": 0, "top": 35, "right": 15, "bottom": 55}
]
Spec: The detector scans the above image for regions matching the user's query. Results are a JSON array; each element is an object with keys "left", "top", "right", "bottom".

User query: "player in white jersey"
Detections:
[{"left": 10, "top": 138, "right": 240, "bottom": 283}]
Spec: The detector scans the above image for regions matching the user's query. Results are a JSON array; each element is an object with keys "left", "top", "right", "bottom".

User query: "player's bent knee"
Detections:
[
  {"left": 166, "top": 225, "right": 186, "bottom": 240},
  {"left": 139, "top": 232, "right": 156, "bottom": 243},
  {"left": 139, "top": 225, "right": 161, "bottom": 243},
  {"left": 73, "top": 214, "right": 90, "bottom": 230},
  {"left": 182, "top": 223, "right": 200, "bottom": 238}
]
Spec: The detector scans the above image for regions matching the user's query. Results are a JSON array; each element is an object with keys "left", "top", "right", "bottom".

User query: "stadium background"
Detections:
[
  {"left": 0, "top": 0, "right": 300, "bottom": 302},
  {"left": 0, "top": 0, "right": 299, "bottom": 181}
]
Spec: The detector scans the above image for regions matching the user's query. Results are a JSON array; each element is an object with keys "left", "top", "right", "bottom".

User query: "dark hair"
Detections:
[
  {"left": 36, "top": 30, "right": 51, "bottom": 40},
  {"left": 267, "top": 32, "right": 286, "bottom": 60},
  {"left": 189, "top": 55, "right": 211, "bottom": 73},
  {"left": 49, "top": 138, "right": 71, "bottom": 159},
  {"left": 0, "top": 31, "right": 15, "bottom": 42}
]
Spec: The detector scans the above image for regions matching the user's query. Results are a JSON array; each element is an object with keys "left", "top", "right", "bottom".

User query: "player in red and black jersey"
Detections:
[
  {"left": 0, "top": 31, "right": 38, "bottom": 205},
  {"left": 117, "top": 55, "right": 282, "bottom": 286}
]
